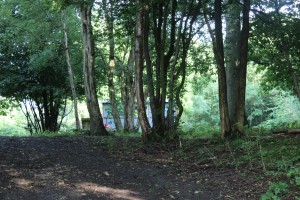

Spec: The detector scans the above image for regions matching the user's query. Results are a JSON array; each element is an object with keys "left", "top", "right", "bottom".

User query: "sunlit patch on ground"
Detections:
[
  {"left": 12, "top": 178, "right": 33, "bottom": 188},
  {"left": 75, "top": 182, "right": 143, "bottom": 200}
]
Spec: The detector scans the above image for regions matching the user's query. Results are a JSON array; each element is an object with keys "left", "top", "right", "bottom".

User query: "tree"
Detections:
[
  {"left": 143, "top": 0, "right": 199, "bottom": 138},
  {"left": 135, "top": 0, "right": 152, "bottom": 140},
  {"left": 234, "top": 0, "right": 250, "bottom": 135},
  {"left": 203, "top": 0, "right": 231, "bottom": 138},
  {"left": 121, "top": 46, "right": 136, "bottom": 132},
  {"left": 62, "top": 9, "right": 81, "bottom": 130},
  {"left": 79, "top": 1, "right": 109, "bottom": 135},
  {"left": 251, "top": 0, "right": 300, "bottom": 100},
  {"left": 224, "top": 0, "right": 241, "bottom": 128},
  {"left": 102, "top": 0, "right": 123, "bottom": 131},
  {"left": 0, "top": 0, "right": 78, "bottom": 134},
  {"left": 93, "top": 0, "right": 137, "bottom": 132},
  {"left": 203, "top": 0, "right": 250, "bottom": 138}
]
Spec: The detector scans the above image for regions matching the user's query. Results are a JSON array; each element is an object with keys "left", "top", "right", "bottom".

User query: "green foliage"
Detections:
[
  {"left": 0, "top": 0, "right": 84, "bottom": 132},
  {"left": 182, "top": 79, "right": 219, "bottom": 137},
  {"left": 183, "top": 60, "right": 300, "bottom": 138},
  {"left": 261, "top": 182, "right": 289, "bottom": 200},
  {"left": 250, "top": 1, "right": 300, "bottom": 95},
  {"left": 246, "top": 88, "right": 300, "bottom": 130},
  {"left": 36, "top": 130, "right": 84, "bottom": 137},
  {"left": 287, "top": 165, "right": 300, "bottom": 188},
  {"left": 52, "top": 0, "right": 94, "bottom": 10},
  {"left": 0, "top": 107, "right": 28, "bottom": 136},
  {"left": 0, "top": 98, "right": 16, "bottom": 116}
]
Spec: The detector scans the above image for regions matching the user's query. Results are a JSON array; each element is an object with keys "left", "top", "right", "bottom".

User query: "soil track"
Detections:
[{"left": 0, "top": 136, "right": 263, "bottom": 199}]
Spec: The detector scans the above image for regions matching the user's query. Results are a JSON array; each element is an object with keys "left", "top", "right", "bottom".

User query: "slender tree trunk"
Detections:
[
  {"left": 48, "top": 91, "right": 59, "bottom": 132},
  {"left": 121, "top": 46, "right": 136, "bottom": 132},
  {"left": 124, "top": 47, "right": 136, "bottom": 132},
  {"left": 158, "top": 0, "right": 169, "bottom": 134},
  {"left": 235, "top": 0, "right": 250, "bottom": 135},
  {"left": 103, "top": 0, "right": 123, "bottom": 131},
  {"left": 152, "top": 2, "right": 163, "bottom": 133},
  {"left": 144, "top": 5, "right": 158, "bottom": 132},
  {"left": 80, "top": 2, "right": 108, "bottom": 136},
  {"left": 62, "top": 9, "right": 81, "bottom": 130},
  {"left": 174, "top": 8, "right": 197, "bottom": 128},
  {"left": 19, "top": 101, "right": 34, "bottom": 135},
  {"left": 143, "top": 0, "right": 195, "bottom": 135},
  {"left": 148, "top": 0, "right": 174, "bottom": 134},
  {"left": 174, "top": 52, "right": 187, "bottom": 128},
  {"left": 167, "top": 0, "right": 186, "bottom": 130},
  {"left": 30, "top": 101, "right": 42, "bottom": 133},
  {"left": 203, "top": 0, "right": 231, "bottom": 138},
  {"left": 120, "top": 70, "right": 128, "bottom": 130},
  {"left": 135, "top": 0, "right": 152, "bottom": 141},
  {"left": 42, "top": 91, "right": 49, "bottom": 131}
]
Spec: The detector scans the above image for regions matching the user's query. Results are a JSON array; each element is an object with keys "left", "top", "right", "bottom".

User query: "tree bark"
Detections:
[
  {"left": 203, "top": 0, "right": 231, "bottom": 138},
  {"left": 80, "top": 2, "right": 108, "bottom": 136},
  {"left": 225, "top": 0, "right": 241, "bottom": 127},
  {"left": 142, "top": 0, "right": 197, "bottom": 135},
  {"left": 148, "top": 0, "right": 176, "bottom": 134},
  {"left": 62, "top": 9, "right": 81, "bottom": 130},
  {"left": 121, "top": 47, "right": 136, "bottom": 132},
  {"left": 203, "top": 0, "right": 250, "bottom": 138},
  {"left": 235, "top": 0, "right": 250, "bottom": 135},
  {"left": 144, "top": 5, "right": 158, "bottom": 132},
  {"left": 103, "top": 0, "right": 123, "bottom": 131},
  {"left": 225, "top": 0, "right": 250, "bottom": 136},
  {"left": 167, "top": 0, "right": 185, "bottom": 130},
  {"left": 135, "top": 0, "right": 152, "bottom": 141},
  {"left": 125, "top": 48, "right": 136, "bottom": 132}
]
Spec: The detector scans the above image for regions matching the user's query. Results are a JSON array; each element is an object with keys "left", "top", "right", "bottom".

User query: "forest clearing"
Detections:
[{"left": 1, "top": 0, "right": 300, "bottom": 199}]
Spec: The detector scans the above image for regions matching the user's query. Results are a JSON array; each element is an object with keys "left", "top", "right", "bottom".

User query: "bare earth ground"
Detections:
[{"left": 0, "top": 136, "right": 269, "bottom": 200}]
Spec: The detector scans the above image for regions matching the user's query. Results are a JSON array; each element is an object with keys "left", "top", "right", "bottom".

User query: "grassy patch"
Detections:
[{"left": 0, "top": 124, "right": 29, "bottom": 137}]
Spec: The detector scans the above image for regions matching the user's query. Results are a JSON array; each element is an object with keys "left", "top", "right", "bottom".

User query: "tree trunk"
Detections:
[
  {"left": 124, "top": 47, "right": 136, "bottom": 132},
  {"left": 80, "top": 2, "right": 108, "bottom": 136},
  {"left": 167, "top": 0, "right": 184, "bottom": 130},
  {"left": 225, "top": 0, "right": 241, "bottom": 127},
  {"left": 103, "top": 0, "right": 123, "bottom": 131},
  {"left": 135, "top": 0, "right": 152, "bottom": 141},
  {"left": 203, "top": 0, "right": 231, "bottom": 138},
  {"left": 148, "top": 0, "right": 175, "bottom": 134},
  {"left": 224, "top": 0, "right": 250, "bottom": 136},
  {"left": 62, "top": 9, "right": 81, "bottom": 130},
  {"left": 204, "top": 0, "right": 250, "bottom": 138},
  {"left": 121, "top": 46, "right": 136, "bottom": 132},
  {"left": 144, "top": 5, "right": 159, "bottom": 132},
  {"left": 158, "top": 0, "right": 170, "bottom": 134},
  {"left": 48, "top": 90, "right": 59, "bottom": 132},
  {"left": 235, "top": 0, "right": 250, "bottom": 135}
]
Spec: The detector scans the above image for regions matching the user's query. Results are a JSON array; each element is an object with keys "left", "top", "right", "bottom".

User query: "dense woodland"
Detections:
[{"left": 0, "top": 0, "right": 300, "bottom": 199}]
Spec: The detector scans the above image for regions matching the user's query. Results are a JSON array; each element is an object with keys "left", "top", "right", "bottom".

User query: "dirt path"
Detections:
[
  {"left": 0, "top": 136, "right": 263, "bottom": 200},
  {"left": 0, "top": 136, "right": 214, "bottom": 200}
]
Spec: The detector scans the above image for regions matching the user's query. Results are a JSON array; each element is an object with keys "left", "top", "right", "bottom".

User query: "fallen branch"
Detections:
[{"left": 272, "top": 129, "right": 300, "bottom": 135}]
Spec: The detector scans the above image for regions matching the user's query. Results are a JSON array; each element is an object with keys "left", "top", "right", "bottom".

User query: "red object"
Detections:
[{"left": 104, "top": 124, "right": 110, "bottom": 128}]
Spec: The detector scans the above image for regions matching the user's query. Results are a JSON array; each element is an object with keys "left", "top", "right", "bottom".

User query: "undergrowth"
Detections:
[
  {"left": 215, "top": 136, "right": 299, "bottom": 199},
  {"left": 166, "top": 131, "right": 300, "bottom": 199}
]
